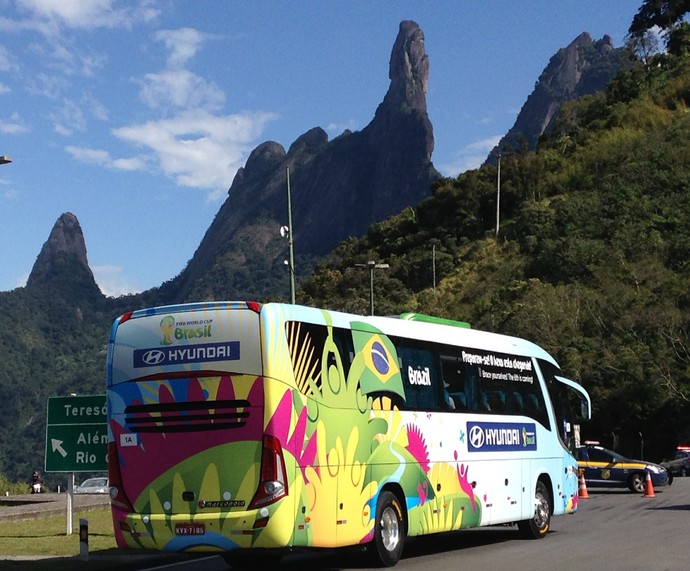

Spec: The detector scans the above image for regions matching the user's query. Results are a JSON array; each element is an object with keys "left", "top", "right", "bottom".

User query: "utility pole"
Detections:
[
  {"left": 286, "top": 166, "right": 295, "bottom": 304},
  {"left": 495, "top": 153, "right": 501, "bottom": 238}
]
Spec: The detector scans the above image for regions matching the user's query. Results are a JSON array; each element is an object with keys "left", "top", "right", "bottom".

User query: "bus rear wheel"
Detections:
[
  {"left": 518, "top": 480, "right": 551, "bottom": 539},
  {"left": 370, "top": 490, "right": 406, "bottom": 567}
]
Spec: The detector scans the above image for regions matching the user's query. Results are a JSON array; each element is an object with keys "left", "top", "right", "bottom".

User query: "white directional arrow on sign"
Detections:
[{"left": 51, "top": 438, "right": 67, "bottom": 458}]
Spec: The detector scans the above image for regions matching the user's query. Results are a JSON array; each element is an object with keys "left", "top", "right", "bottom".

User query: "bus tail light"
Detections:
[
  {"left": 246, "top": 301, "right": 262, "bottom": 314},
  {"left": 248, "top": 435, "right": 288, "bottom": 509},
  {"left": 118, "top": 311, "right": 134, "bottom": 325},
  {"left": 108, "top": 442, "right": 135, "bottom": 513}
]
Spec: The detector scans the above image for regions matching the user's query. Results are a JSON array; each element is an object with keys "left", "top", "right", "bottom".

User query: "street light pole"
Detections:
[
  {"left": 354, "top": 260, "right": 389, "bottom": 315},
  {"left": 495, "top": 153, "right": 501, "bottom": 238},
  {"left": 286, "top": 166, "right": 295, "bottom": 304}
]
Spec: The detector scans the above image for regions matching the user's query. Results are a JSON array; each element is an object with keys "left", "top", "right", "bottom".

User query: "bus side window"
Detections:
[
  {"left": 486, "top": 390, "right": 506, "bottom": 412},
  {"left": 439, "top": 355, "right": 489, "bottom": 413},
  {"left": 465, "top": 366, "right": 486, "bottom": 412},
  {"left": 331, "top": 328, "right": 353, "bottom": 378},
  {"left": 506, "top": 391, "right": 524, "bottom": 414},
  {"left": 397, "top": 342, "right": 443, "bottom": 411},
  {"left": 524, "top": 392, "right": 549, "bottom": 427},
  {"left": 441, "top": 356, "right": 465, "bottom": 412},
  {"left": 286, "top": 321, "right": 353, "bottom": 396},
  {"left": 452, "top": 391, "right": 467, "bottom": 410}
]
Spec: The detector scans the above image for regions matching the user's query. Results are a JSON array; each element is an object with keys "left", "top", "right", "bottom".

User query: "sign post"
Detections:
[{"left": 45, "top": 395, "right": 107, "bottom": 535}]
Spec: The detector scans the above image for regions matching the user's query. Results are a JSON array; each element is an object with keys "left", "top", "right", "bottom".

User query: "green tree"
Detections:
[{"left": 629, "top": 0, "right": 690, "bottom": 37}]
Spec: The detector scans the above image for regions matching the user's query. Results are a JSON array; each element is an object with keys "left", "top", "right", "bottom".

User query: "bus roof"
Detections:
[
  {"left": 109, "top": 301, "right": 559, "bottom": 368},
  {"left": 262, "top": 303, "right": 558, "bottom": 367}
]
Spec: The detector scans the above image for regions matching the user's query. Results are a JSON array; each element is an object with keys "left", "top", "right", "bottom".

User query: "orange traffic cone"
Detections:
[
  {"left": 643, "top": 471, "right": 656, "bottom": 498},
  {"left": 578, "top": 471, "right": 590, "bottom": 499}
]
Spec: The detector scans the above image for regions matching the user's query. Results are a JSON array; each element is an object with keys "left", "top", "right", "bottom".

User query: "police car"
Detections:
[
  {"left": 661, "top": 446, "right": 690, "bottom": 477},
  {"left": 575, "top": 441, "right": 671, "bottom": 492}
]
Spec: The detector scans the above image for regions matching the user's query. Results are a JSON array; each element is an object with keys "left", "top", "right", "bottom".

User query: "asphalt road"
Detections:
[
  {"left": 156, "top": 477, "right": 689, "bottom": 571},
  {"left": 2, "top": 479, "right": 687, "bottom": 570},
  {"left": 276, "top": 477, "right": 689, "bottom": 571}
]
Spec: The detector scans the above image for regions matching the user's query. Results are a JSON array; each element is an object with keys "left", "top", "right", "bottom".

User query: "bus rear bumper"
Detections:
[{"left": 112, "top": 507, "right": 290, "bottom": 552}]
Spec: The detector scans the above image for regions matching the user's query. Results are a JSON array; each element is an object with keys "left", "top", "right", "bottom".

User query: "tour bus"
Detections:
[{"left": 106, "top": 301, "right": 590, "bottom": 567}]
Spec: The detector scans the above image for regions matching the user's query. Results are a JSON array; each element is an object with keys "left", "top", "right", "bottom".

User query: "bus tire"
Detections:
[
  {"left": 370, "top": 490, "right": 406, "bottom": 567},
  {"left": 518, "top": 480, "right": 551, "bottom": 539}
]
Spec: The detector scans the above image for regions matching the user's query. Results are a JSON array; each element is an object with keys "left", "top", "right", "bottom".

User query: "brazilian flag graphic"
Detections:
[{"left": 351, "top": 322, "right": 405, "bottom": 401}]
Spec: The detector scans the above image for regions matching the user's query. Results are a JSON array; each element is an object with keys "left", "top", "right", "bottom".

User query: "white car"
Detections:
[{"left": 74, "top": 477, "right": 109, "bottom": 494}]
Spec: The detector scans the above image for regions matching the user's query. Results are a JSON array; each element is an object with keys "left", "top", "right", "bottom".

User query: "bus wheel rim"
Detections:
[
  {"left": 534, "top": 492, "right": 549, "bottom": 527},
  {"left": 381, "top": 506, "right": 400, "bottom": 551}
]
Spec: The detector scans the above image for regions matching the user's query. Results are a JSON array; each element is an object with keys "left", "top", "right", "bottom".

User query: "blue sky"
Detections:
[{"left": 0, "top": 0, "right": 643, "bottom": 296}]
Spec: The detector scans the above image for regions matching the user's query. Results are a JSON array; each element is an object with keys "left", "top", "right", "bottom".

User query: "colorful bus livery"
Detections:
[{"left": 106, "top": 301, "right": 590, "bottom": 566}]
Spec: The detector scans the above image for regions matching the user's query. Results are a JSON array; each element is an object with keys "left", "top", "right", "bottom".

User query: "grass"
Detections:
[
  {"left": 0, "top": 507, "right": 117, "bottom": 556},
  {"left": 0, "top": 508, "right": 203, "bottom": 571}
]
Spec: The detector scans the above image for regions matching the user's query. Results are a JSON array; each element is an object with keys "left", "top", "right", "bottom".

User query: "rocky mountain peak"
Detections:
[
  {"left": 382, "top": 20, "right": 429, "bottom": 111},
  {"left": 167, "top": 20, "right": 439, "bottom": 302},
  {"left": 26, "top": 212, "right": 98, "bottom": 293},
  {"left": 485, "top": 32, "right": 630, "bottom": 165}
]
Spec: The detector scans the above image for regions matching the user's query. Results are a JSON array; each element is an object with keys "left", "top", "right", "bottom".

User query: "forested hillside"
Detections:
[
  {"left": 2, "top": 1, "right": 690, "bottom": 485},
  {"left": 299, "top": 21, "right": 690, "bottom": 459}
]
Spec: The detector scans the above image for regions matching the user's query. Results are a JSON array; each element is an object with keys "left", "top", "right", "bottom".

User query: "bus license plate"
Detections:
[{"left": 175, "top": 523, "right": 205, "bottom": 535}]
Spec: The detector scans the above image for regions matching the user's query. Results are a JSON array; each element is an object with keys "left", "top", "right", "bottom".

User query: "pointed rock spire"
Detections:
[
  {"left": 382, "top": 20, "right": 429, "bottom": 112},
  {"left": 27, "top": 212, "right": 99, "bottom": 293},
  {"left": 165, "top": 20, "right": 439, "bottom": 303}
]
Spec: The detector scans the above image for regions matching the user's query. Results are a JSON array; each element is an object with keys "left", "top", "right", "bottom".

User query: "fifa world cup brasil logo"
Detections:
[{"left": 160, "top": 315, "right": 175, "bottom": 345}]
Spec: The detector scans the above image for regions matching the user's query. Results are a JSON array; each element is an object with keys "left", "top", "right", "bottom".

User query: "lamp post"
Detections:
[
  {"left": 0, "top": 156, "right": 11, "bottom": 165},
  {"left": 285, "top": 166, "right": 295, "bottom": 304},
  {"left": 354, "top": 260, "right": 389, "bottom": 315},
  {"left": 495, "top": 153, "right": 501, "bottom": 238}
]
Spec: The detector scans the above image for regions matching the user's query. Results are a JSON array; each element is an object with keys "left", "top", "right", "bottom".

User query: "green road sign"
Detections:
[{"left": 45, "top": 395, "right": 108, "bottom": 473}]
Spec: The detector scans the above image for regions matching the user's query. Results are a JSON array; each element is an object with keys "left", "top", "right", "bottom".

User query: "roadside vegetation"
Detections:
[
  {"left": 0, "top": 473, "right": 31, "bottom": 496},
  {"left": 300, "top": 19, "right": 690, "bottom": 459},
  {"left": 2, "top": 1, "right": 690, "bottom": 485},
  {"left": 0, "top": 507, "right": 199, "bottom": 571}
]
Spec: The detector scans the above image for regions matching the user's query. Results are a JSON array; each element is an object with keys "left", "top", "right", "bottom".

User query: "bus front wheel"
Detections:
[
  {"left": 518, "top": 480, "right": 551, "bottom": 539},
  {"left": 370, "top": 490, "right": 406, "bottom": 567}
]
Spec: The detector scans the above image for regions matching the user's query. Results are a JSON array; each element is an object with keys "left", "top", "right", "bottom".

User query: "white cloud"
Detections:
[
  {"left": 113, "top": 109, "right": 278, "bottom": 199},
  {"left": 437, "top": 135, "right": 501, "bottom": 177},
  {"left": 111, "top": 156, "right": 146, "bottom": 171},
  {"left": 17, "top": 0, "right": 159, "bottom": 30},
  {"left": 65, "top": 145, "right": 110, "bottom": 164},
  {"left": 14, "top": 272, "right": 29, "bottom": 289},
  {"left": 155, "top": 28, "right": 205, "bottom": 69},
  {"left": 0, "top": 113, "right": 29, "bottom": 134},
  {"left": 138, "top": 70, "right": 225, "bottom": 111},
  {"left": 326, "top": 119, "right": 359, "bottom": 135},
  {"left": 65, "top": 145, "right": 148, "bottom": 171},
  {"left": 50, "top": 99, "right": 87, "bottom": 135},
  {"left": 51, "top": 94, "right": 109, "bottom": 135},
  {"left": 92, "top": 264, "right": 142, "bottom": 296},
  {"left": 26, "top": 71, "right": 68, "bottom": 98},
  {"left": 0, "top": 45, "right": 17, "bottom": 73}
]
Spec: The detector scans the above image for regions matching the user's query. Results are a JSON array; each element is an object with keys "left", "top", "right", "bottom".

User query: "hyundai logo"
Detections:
[
  {"left": 141, "top": 349, "right": 166, "bottom": 365},
  {"left": 469, "top": 425, "right": 485, "bottom": 449}
]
